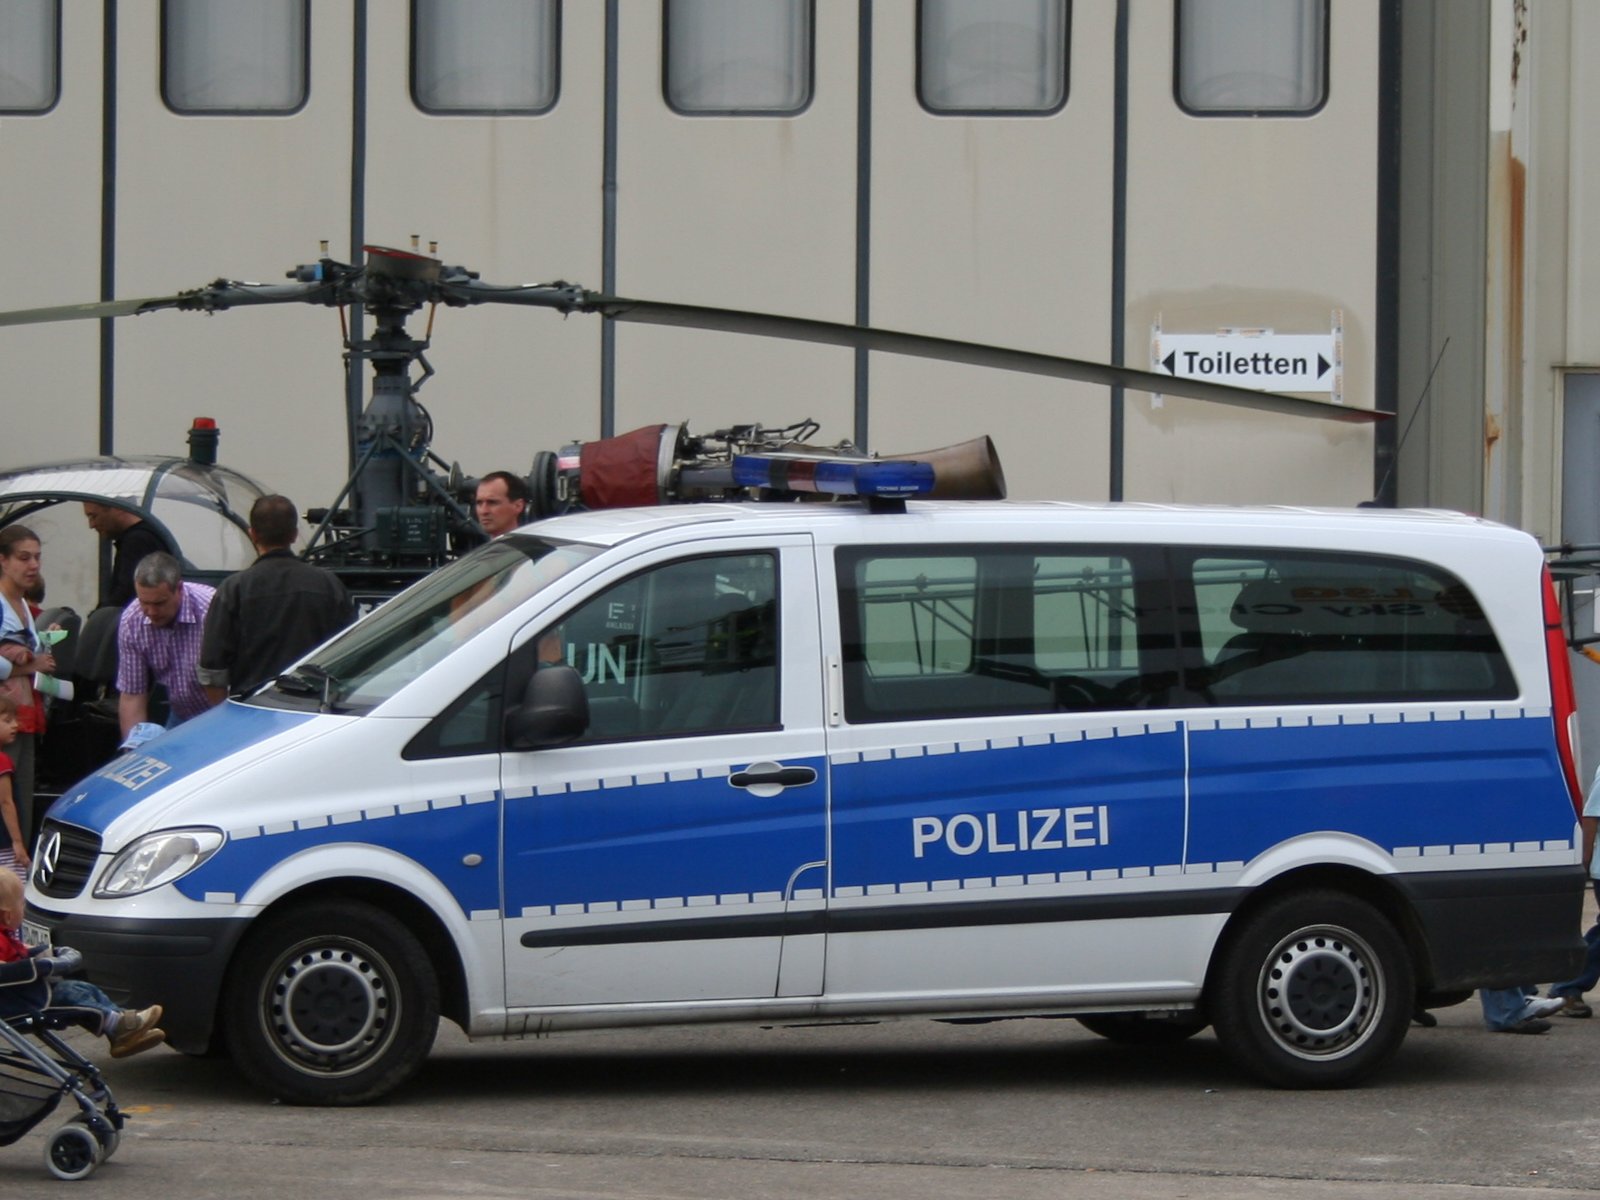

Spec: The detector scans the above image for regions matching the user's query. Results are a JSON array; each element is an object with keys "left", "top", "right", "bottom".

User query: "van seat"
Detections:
[{"left": 74, "top": 605, "right": 124, "bottom": 687}]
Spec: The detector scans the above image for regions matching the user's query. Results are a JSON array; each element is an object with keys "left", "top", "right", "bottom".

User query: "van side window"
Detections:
[
  {"left": 838, "top": 545, "right": 1176, "bottom": 722},
  {"left": 404, "top": 646, "right": 529, "bottom": 760},
  {"left": 553, "top": 552, "right": 780, "bottom": 741},
  {"left": 1191, "top": 552, "right": 1517, "bottom": 704},
  {"left": 857, "top": 555, "right": 977, "bottom": 678},
  {"left": 1033, "top": 553, "right": 1141, "bottom": 676},
  {"left": 408, "top": 552, "right": 780, "bottom": 757}
]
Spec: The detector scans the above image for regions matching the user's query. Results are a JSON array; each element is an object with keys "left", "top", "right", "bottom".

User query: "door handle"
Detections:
[{"left": 729, "top": 762, "right": 818, "bottom": 794}]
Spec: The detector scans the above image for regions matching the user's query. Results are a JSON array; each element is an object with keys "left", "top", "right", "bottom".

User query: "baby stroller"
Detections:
[{"left": 0, "top": 1006, "right": 125, "bottom": 1181}]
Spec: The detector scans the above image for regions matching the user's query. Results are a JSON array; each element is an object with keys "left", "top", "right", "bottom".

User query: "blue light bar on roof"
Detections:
[{"left": 731, "top": 454, "right": 936, "bottom": 498}]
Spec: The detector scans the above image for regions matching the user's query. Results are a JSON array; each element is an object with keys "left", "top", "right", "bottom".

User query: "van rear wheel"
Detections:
[
  {"left": 223, "top": 901, "right": 439, "bottom": 1106},
  {"left": 1209, "top": 890, "right": 1412, "bottom": 1088}
]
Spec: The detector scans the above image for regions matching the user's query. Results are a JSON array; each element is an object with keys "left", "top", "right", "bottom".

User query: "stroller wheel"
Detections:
[
  {"left": 46, "top": 1124, "right": 101, "bottom": 1181},
  {"left": 68, "top": 1112, "right": 120, "bottom": 1160}
]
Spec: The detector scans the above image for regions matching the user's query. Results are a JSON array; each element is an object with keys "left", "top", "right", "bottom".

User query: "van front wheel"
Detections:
[
  {"left": 223, "top": 901, "right": 440, "bottom": 1106},
  {"left": 1209, "top": 891, "right": 1413, "bottom": 1088}
]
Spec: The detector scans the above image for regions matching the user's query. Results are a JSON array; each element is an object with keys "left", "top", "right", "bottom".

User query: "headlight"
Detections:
[{"left": 95, "top": 829, "right": 226, "bottom": 898}]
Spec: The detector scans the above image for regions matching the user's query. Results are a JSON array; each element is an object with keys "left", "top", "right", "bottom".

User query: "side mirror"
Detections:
[{"left": 504, "top": 664, "right": 590, "bottom": 751}]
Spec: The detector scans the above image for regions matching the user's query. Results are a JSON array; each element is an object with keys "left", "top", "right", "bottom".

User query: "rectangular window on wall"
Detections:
[
  {"left": 163, "top": 0, "right": 308, "bottom": 115},
  {"left": 663, "top": 0, "right": 812, "bottom": 115},
  {"left": 412, "top": 0, "right": 559, "bottom": 115},
  {"left": 1175, "top": 0, "right": 1327, "bottom": 116},
  {"left": 0, "top": 0, "right": 59, "bottom": 113},
  {"left": 918, "top": 0, "right": 1069, "bottom": 115}
]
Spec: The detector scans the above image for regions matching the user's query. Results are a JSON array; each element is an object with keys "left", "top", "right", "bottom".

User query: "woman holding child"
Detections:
[{"left": 0, "top": 525, "right": 58, "bottom": 855}]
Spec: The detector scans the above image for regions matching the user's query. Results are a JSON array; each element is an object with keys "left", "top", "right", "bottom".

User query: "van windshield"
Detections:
[{"left": 266, "top": 536, "right": 600, "bottom": 714}]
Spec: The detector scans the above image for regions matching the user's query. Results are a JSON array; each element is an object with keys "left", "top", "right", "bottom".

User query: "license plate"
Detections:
[{"left": 20, "top": 920, "right": 50, "bottom": 949}]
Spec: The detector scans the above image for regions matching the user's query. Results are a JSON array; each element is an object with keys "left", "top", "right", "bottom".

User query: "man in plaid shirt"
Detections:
[{"left": 116, "top": 552, "right": 215, "bottom": 738}]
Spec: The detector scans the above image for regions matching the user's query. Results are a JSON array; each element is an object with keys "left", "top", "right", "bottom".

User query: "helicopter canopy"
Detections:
[{"left": 0, "top": 454, "right": 268, "bottom": 579}]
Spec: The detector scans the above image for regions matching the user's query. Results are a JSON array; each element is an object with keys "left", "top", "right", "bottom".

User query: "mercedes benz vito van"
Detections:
[{"left": 24, "top": 499, "right": 1586, "bottom": 1103}]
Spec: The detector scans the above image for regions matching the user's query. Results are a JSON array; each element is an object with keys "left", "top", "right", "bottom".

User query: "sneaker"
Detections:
[
  {"left": 1556, "top": 995, "right": 1593, "bottom": 1019},
  {"left": 108, "top": 1005, "right": 165, "bottom": 1058},
  {"left": 1519, "top": 996, "right": 1567, "bottom": 1022},
  {"left": 108, "top": 1027, "right": 166, "bottom": 1059},
  {"left": 1497, "top": 1017, "right": 1552, "bottom": 1034}
]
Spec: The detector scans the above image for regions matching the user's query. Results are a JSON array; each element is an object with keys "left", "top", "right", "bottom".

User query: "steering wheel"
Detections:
[{"left": 1050, "top": 674, "right": 1113, "bottom": 709}]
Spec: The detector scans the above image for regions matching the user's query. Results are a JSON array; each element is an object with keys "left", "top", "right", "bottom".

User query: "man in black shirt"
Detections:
[
  {"left": 198, "top": 495, "right": 355, "bottom": 703},
  {"left": 83, "top": 502, "right": 170, "bottom": 609}
]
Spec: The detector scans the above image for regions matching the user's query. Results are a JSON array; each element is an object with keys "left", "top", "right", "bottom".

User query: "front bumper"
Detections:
[{"left": 24, "top": 905, "right": 251, "bottom": 1055}]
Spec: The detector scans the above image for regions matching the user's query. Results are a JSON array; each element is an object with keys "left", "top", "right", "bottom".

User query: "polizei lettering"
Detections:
[{"left": 911, "top": 807, "right": 1110, "bottom": 858}]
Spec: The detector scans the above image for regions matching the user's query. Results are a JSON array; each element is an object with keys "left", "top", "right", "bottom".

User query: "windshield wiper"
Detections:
[{"left": 274, "top": 664, "right": 343, "bottom": 711}]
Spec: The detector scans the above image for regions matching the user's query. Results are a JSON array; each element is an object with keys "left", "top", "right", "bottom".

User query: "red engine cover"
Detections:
[{"left": 578, "top": 424, "right": 669, "bottom": 509}]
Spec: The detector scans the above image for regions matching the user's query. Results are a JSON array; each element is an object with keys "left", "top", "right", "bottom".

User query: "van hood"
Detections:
[{"left": 45, "top": 704, "right": 328, "bottom": 839}]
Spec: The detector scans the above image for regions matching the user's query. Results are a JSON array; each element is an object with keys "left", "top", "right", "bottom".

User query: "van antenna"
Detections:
[{"left": 1373, "top": 337, "right": 1449, "bottom": 505}]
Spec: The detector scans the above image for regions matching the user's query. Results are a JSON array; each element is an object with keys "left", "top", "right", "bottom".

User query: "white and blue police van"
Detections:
[{"left": 22, "top": 466, "right": 1587, "bottom": 1104}]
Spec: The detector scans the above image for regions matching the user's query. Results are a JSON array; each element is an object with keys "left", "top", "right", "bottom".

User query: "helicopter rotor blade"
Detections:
[
  {"left": 0, "top": 296, "right": 188, "bottom": 327},
  {"left": 433, "top": 277, "right": 591, "bottom": 311},
  {"left": 579, "top": 295, "right": 1386, "bottom": 425},
  {"left": 0, "top": 279, "right": 342, "bottom": 328},
  {"left": 178, "top": 280, "right": 343, "bottom": 311},
  {"left": 0, "top": 262, "right": 1386, "bottom": 425}
]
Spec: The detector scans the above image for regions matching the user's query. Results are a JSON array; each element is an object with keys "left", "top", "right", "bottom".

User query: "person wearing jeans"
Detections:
[
  {"left": 1479, "top": 986, "right": 1565, "bottom": 1033},
  {"left": 1547, "top": 769, "right": 1600, "bottom": 1017}
]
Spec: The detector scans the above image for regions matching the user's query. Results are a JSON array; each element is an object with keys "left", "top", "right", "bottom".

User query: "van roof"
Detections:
[{"left": 515, "top": 500, "right": 1517, "bottom": 550}]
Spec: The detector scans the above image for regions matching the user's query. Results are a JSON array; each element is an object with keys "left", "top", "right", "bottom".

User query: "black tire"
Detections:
[
  {"left": 46, "top": 1124, "right": 100, "bottom": 1181},
  {"left": 222, "top": 901, "right": 439, "bottom": 1106},
  {"left": 67, "top": 1112, "right": 119, "bottom": 1160},
  {"left": 1076, "top": 1012, "right": 1209, "bottom": 1045},
  {"left": 1208, "top": 890, "right": 1413, "bottom": 1088}
]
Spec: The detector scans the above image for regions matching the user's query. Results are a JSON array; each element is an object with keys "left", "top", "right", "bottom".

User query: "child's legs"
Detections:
[{"left": 50, "top": 978, "right": 119, "bottom": 1028}]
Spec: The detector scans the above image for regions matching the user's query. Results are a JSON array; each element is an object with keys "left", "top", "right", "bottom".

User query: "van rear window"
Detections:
[
  {"left": 1189, "top": 551, "right": 1516, "bottom": 704},
  {"left": 838, "top": 544, "right": 1515, "bottom": 722}
]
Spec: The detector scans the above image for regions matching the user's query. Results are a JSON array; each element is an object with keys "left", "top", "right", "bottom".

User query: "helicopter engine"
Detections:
[{"left": 520, "top": 419, "right": 1008, "bottom": 519}]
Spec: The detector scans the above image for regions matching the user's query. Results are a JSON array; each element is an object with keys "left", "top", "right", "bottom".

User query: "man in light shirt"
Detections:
[{"left": 116, "top": 553, "right": 214, "bottom": 737}]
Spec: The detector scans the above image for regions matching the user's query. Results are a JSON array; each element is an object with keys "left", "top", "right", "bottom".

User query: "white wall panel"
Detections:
[
  {"left": 108, "top": 1, "right": 353, "bottom": 528},
  {"left": 364, "top": 2, "right": 605, "bottom": 471},
  {"left": 0, "top": 2, "right": 104, "bottom": 468},
  {"left": 1122, "top": 2, "right": 1378, "bottom": 505},
  {"left": 612, "top": 2, "right": 856, "bottom": 449},
  {"left": 866, "top": 1, "right": 1116, "bottom": 498}
]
